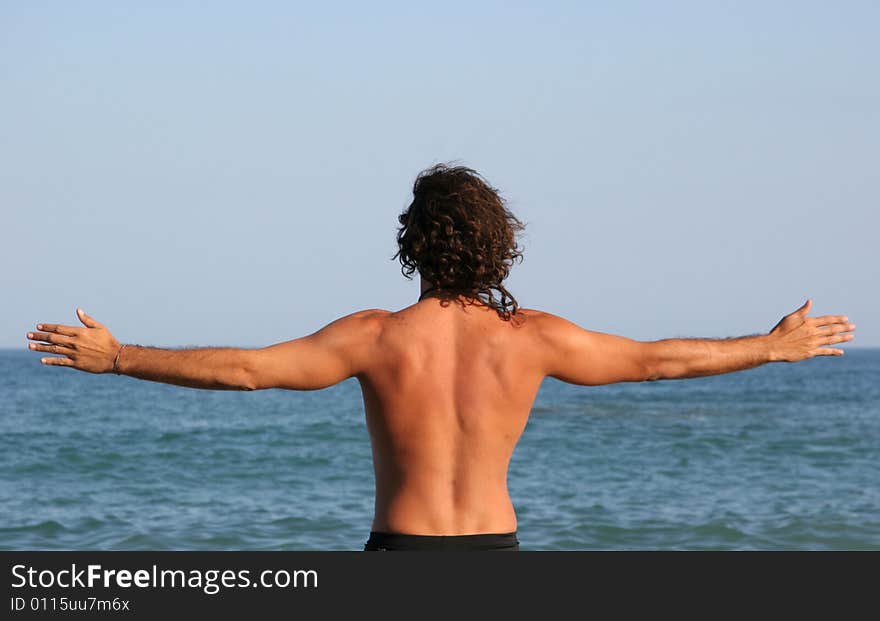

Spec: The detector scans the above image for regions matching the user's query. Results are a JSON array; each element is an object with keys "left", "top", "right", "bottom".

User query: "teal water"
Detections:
[{"left": 1, "top": 349, "right": 878, "bottom": 550}]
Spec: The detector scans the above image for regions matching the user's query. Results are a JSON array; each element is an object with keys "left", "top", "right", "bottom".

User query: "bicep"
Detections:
[
  {"left": 242, "top": 313, "right": 379, "bottom": 391},
  {"left": 541, "top": 317, "right": 657, "bottom": 386}
]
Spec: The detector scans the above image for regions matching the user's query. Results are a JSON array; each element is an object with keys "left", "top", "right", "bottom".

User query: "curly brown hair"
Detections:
[{"left": 394, "top": 163, "right": 525, "bottom": 320}]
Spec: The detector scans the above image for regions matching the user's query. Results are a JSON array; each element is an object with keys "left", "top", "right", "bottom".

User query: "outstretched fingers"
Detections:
[
  {"left": 27, "top": 331, "right": 74, "bottom": 346},
  {"left": 817, "top": 323, "right": 857, "bottom": 336},
  {"left": 29, "top": 342, "right": 75, "bottom": 355},
  {"left": 812, "top": 348, "right": 844, "bottom": 356},
  {"left": 822, "top": 334, "right": 855, "bottom": 346},
  {"left": 33, "top": 324, "right": 83, "bottom": 337},
  {"left": 810, "top": 315, "right": 850, "bottom": 327},
  {"left": 40, "top": 355, "right": 75, "bottom": 366}
]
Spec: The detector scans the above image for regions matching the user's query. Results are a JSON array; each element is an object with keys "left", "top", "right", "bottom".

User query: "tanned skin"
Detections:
[{"left": 27, "top": 282, "right": 855, "bottom": 536}]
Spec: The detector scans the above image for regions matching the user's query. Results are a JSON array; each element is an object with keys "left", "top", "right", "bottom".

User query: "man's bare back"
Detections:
[{"left": 360, "top": 295, "right": 544, "bottom": 535}]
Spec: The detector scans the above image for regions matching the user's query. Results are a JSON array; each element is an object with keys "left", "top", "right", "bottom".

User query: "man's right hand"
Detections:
[
  {"left": 766, "top": 299, "right": 856, "bottom": 362},
  {"left": 27, "top": 308, "right": 121, "bottom": 374}
]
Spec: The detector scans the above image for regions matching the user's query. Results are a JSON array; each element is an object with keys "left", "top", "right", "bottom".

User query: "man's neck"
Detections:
[{"left": 419, "top": 278, "right": 434, "bottom": 300}]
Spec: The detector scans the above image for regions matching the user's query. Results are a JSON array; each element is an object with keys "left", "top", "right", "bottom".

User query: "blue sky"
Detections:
[{"left": 2, "top": 2, "right": 877, "bottom": 348}]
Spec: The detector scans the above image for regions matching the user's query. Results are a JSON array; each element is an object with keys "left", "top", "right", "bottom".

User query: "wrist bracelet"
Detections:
[{"left": 112, "top": 344, "right": 127, "bottom": 375}]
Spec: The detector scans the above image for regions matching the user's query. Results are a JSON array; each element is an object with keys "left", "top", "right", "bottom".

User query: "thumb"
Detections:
[
  {"left": 796, "top": 298, "right": 812, "bottom": 317},
  {"left": 77, "top": 307, "right": 103, "bottom": 329}
]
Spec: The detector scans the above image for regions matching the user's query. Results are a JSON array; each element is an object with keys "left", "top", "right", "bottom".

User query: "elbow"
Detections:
[
  {"left": 232, "top": 367, "right": 260, "bottom": 391},
  {"left": 640, "top": 343, "right": 665, "bottom": 381},
  {"left": 234, "top": 351, "right": 267, "bottom": 391},
  {"left": 643, "top": 360, "right": 664, "bottom": 382},
  {"left": 640, "top": 343, "right": 685, "bottom": 381},
  {"left": 644, "top": 367, "right": 662, "bottom": 382}
]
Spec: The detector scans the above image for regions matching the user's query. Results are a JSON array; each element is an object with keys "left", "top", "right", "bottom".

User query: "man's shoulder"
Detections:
[
  {"left": 337, "top": 309, "right": 393, "bottom": 332},
  {"left": 312, "top": 309, "right": 392, "bottom": 353},
  {"left": 320, "top": 308, "right": 391, "bottom": 335},
  {"left": 515, "top": 307, "right": 569, "bottom": 327},
  {"left": 514, "top": 308, "right": 586, "bottom": 341},
  {"left": 516, "top": 307, "right": 553, "bottom": 319},
  {"left": 346, "top": 308, "right": 393, "bottom": 321}
]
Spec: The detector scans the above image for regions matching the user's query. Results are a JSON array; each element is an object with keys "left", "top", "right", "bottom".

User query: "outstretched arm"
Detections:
[
  {"left": 540, "top": 299, "right": 856, "bottom": 386},
  {"left": 27, "top": 308, "right": 384, "bottom": 391}
]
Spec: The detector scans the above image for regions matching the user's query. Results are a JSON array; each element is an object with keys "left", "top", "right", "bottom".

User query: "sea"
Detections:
[{"left": 1, "top": 348, "right": 878, "bottom": 550}]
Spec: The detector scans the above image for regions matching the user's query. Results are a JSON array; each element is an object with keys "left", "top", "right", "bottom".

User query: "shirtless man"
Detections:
[{"left": 26, "top": 164, "right": 856, "bottom": 551}]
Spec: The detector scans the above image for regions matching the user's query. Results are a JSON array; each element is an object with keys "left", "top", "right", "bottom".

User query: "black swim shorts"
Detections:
[{"left": 364, "top": 531, "right": 519, "bottom": 551}]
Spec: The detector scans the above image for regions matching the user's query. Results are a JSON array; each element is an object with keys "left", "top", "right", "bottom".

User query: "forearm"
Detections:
[
  {"left": 646, "top": 334, "right": 775, "bottom": 380},
  {"left": 115, "top": 345, "right": 256, "bottom": 390}
]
